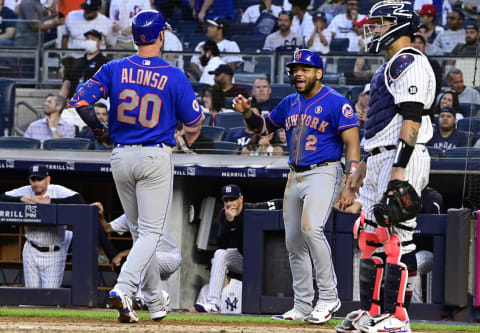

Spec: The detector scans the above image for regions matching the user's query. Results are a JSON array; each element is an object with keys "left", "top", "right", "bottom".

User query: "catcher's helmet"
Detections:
[
  {"left": 286, "top": 49, "right": 323, "bottom": 75},
  {"left": 365, "top": 1, "right": 419, "bottom": 54},
  {"left": 132, "top": 10, "right": 169, "bottom": 45}
]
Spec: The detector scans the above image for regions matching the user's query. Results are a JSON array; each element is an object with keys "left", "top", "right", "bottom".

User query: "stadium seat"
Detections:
[
  {"left": 203, "top": 112, "right": 213, "bottom": 126},
  {"left": 191, "top": 82, "right": 209, "bottom": 95},
  {"left": 457, "top": 117, "right": 480, "bottom": 133},
  {"left": 254, "top": 58, "right": 272, "bottom": 76},
  {"left": 214, "top": 112, "right": 245, "bottom": 131},
  {"left": 330, "top": 85, "right": 350, "bottom": 99},
  {"left": 427, "top": 146, "right": 444, "bottom": 159},
  {"left": 444, "top": 147, "right": 480, "bottom": 159},
  {"left": 231, "top": 34, "right": 266, "bottom": 51},
  {"left": 182, "top": 33, "right": 205, "bottom": 50},
  {"left": 0, "top": 136, "right": 40, "bottom": 149},
  {"left": 201, "top": 125, "right": 225, "bottom": 141},
  {"left": 176, "top": 20, "right": 198, "bottom": 34},
  {"left": 270, "top": 84, "right": 295, "bottom": 99},
  {"left": 234, "top": 0, "right": 259, "bottom": 11},
  {"left": 330, "top": 38, "right": 350, "bottom": 52},
  {"left": 227, "top": 23, "right": 254, "bottom": 37},
  {"left": 224, "top": 126, "right": 252, "bottom": 146},
  {"left": 43, "top": 138, "right": 91, "bottom": 150},
  {"left": 94, "top": 142, "right": 112, "bottom": 150},
  {"left": 211, "top": 141, "right": 241, "bottom": 154},
  {"left": 225, "top": 97, "right": 234, "bottom": 108},
  {"left": 350, "top": 85, "right": 364, "bottom": 104},
  {"left": 459, "top": 103, "right": 480, "bottom": 118},
  {"left": 0, "top": 79, "right": 16, "bottom": 136}
]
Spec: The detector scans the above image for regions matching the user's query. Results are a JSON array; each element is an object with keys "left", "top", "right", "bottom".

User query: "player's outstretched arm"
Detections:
[{"left": 232, "top": 94, "right": 265, "bottom": 134}]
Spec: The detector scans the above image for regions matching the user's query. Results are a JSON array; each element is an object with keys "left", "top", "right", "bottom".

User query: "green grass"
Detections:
[{"left": 0, "top": 307, "right": 480, "bottom": 331}]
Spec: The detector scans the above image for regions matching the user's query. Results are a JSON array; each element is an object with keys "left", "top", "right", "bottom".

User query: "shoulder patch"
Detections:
[
  {"left": 342, "top": 103, "right": 354, "bottom": 119},
  {"left": 389, "top": 54, "right": 415, "bottom": 80}
]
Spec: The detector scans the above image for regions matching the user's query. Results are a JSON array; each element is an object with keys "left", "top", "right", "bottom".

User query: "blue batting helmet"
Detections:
[
  {"left": 132, "top": 10, "right": 169, "bottom": 45},
  {"left": 286, "top": 49, "right": 323, "bottom": 75},
  {"left": 365, "top": 1, "right": 419, "bottom": 54}
]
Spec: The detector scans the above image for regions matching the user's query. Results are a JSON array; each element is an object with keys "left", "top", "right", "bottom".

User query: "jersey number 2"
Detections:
[
  {"left": 118, "top": 89, "right": 162, "bottom": 128},
  {"left": 305, "top": 135, "right": 317, "bottom": 151}
]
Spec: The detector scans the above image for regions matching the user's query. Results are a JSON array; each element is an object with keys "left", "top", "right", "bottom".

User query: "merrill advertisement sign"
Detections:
[{"left": 0, "top": 203, "right": 56, "bottom": 224}]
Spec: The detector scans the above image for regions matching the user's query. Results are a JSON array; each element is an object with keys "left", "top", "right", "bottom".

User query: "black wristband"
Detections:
[{"left": 392, "top": 139, "right": 414, "bottom": 168}]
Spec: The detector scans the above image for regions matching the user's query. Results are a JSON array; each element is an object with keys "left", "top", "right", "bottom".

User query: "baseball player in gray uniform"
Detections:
[
  {"left": 0, "top": 165, "right": 84, "bottom": 288},
  {"left": 336, "top": 2, "right": 435, "bottom": 332},
  {"left": 93, "top": 202, "right": 180, "bottom": 307}
]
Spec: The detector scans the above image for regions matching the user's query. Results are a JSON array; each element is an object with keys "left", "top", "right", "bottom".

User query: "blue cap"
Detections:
[
  {"left": 286, "top": 49, "right": 323, "bottom": 70},
  {"left": 222, "top": 184, "right": 242, "bottom": 200},
  {"left": 29, "top": 165, "right": 49, "bottom": 179}
]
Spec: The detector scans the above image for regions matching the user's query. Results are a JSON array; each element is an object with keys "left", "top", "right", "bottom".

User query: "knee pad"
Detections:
[
  {"left": 359, "top": 257, "right": 384, "bottom": 316},
  {"left": 383, "top": 262, "right": 409, "bottom": 322},
  {"left": 353, "top": 211, "right": 366, "bottom": 239}
]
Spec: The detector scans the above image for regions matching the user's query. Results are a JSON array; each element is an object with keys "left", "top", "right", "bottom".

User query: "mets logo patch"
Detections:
[
  {"left": 192, "top": 99, "right": 200, "bottom": 112},
  {"left": 342, "top": 104, "right": 354, "bottom": 119},
  {"left": 315, "top": 106, "right": 322, "bottom": 114},
  {"left": 295, "top": 51, "right": 302, "bottom": 61}
]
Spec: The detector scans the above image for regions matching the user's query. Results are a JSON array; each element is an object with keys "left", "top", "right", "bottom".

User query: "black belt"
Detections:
[
  {"left": 289, "top": 160, "right": 336, "bottom": 173},
  {"left": 370, "top": 145, "right": 396, "bottom": 156},
  {"left": 29, "top": 241, "right": 60, "bottom": 252},
  {"left": 114, "top": 143, "right": 172, "bottom": 148}
]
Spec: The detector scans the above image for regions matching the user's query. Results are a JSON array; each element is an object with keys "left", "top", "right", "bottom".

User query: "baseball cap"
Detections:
[
  {"left": 84, "top": 29, "right": 102, "bottom": 39},
  {"left": 206, "top": 18, "right": 224, "bottom": 29},
  {"left": 353, "top": 17, "right": 372, "bottom": 27},
  {"left": 208, "top": 64, "right": 234, "bottom": 76},
  {"left": 81, "top": 0, "right": 102, "bottom": 11},
  {"left": 419, "top": 4, "right": 437, "bottom": 16},
  {"left": 466, "top": 22, "right": 479, "bottom": 31},
  {"left": 29, "top": 165, "right": 49, "bottom": 179},
  {"left": 221, "top": 184, "right": 242, "bottom": 200},
  {"left": 439, "top": 107, "right": 456, "bottom": 116},
  {"left": 313, "top": 11, "right": 327, "bottom": 21}
]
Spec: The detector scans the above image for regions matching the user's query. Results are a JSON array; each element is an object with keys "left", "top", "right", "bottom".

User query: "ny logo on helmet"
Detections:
[{"left": 295, "top": 51, "right": 302, "bottom": 61}]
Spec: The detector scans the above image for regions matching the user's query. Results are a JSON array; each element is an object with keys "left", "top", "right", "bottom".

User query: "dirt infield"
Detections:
[{"left": 0, "top": 316, "right": 458, "bottom": 333}]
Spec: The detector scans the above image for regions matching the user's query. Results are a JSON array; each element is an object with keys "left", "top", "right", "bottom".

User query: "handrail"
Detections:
[{"left": 14, "top": 101, "right": 43, "bottom": 136}]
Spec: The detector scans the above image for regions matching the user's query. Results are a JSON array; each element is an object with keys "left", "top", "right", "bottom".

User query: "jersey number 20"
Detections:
[{"left": 118, "top": 89, "right": 162, "bottom": 128}]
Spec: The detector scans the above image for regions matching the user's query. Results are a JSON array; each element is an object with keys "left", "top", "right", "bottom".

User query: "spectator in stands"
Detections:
[
  {"left": 0, "top": 0, "right": 16, "bottom": 46},
  {"left": 241, "top": 0, "right": 283, "bottom": 23},
  {"left": 416, "top": 24, "right": 444, "bottom": 55},
  {"left": 190, "top": 18, "right": 242, "bottom": 76},
  {"left": 24, "top": 94, "right": 76, "bottom": 144},
  {"left": 0, "top": 165, "right": 84, "bottom": 288},
  {"left": 57, "top": 0, "right": 84, "bottom": 18},
  {"left": 198, "top": 40, "right": 225, "bottom": 85},
  {"left": 164, "top": 26, "right": 184, "bottom": 69},
  {"left": 201, "top": 85, "right": 233, "bottom": 122},
  {"left": 174, "top": 119, "right": 213, "bottom": 153},
  {"left": 109, "top": 0, "right": 151, "bottom": 51},
  {"left": 446, "top": 68, "right": 480, "bottom": 105},
  {"left": 432, "top": 9, "right": 465, "bottom": 54},
  {"left": 452, "top": 0, "right": 480, "bottom": 21},
  {"left": 354, "top": 83, "right": 369, "bottom": 128},
  {"left": 188, "top": 0, "right": 236, "bottom": 23},
  {"left": 326, "top": 0, "right": 365, "bottom": 42},
  {"left": 451, "top": 22, "right": 480, "bottom": 56},
  {"left": 62, "top": 0, "right": 114, "bottom": 57},
  {"left": 318, "top": 0, "right": 345, "bottom": 23},
  {"left": 242, "top": 132, "right": 284, "bottom": 156},
  {"left": 414, "top": 0, "right": 453, "bottom": 26},
  {"left": 435, "top": 90, "right": 462, "bottom": 119},
  {"left": 349, "top": 16, "right": 370, "bottom": 53},
  {"left": 289, "top": 0, "right": 314, "bottom": 44},
  {"left": 211, "top": 64, "right": 250, "bottom": 98},
  {"left": 418, "top": 4, "right": 444, "bottom": 44},
  {"left": 15, "top": 0, "right": 65, "bottom": 48},
  {"left": 60, "top": 29, "right": 108, "bottom": 99},
  {"left": 77, "top": 102, "right": 109, "bottom": 145},
  {"left": 195, "top": 184, "right": 283, "bottom": 313},
  {"left": 411, "top": 34, "right": 442, "bottom": 100},
  {"left": 250, "top": 77, "right": 281, "bottom": 115},
  {"left": 307, "top": 11, "right": 330, "bottom": 54},
  {"left": 263, "top": 11, "right": 303, "bottom": 50},
  {"left": 427, "top": 107, "right": 471, "bottom": 149}
]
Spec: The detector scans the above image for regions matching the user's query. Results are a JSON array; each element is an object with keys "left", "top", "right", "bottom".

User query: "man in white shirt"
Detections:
[
  {"left": 198, "top": 40, "right": 225, "bottom": 85},
  {"left": 109, "top": 0, "right": 151, "bottom": 50},
  {"left": 326, "top": 0, "right": 365, "bottom": 40},
  {"left": 289, "top": 0, "right": 314, "bottom": 44},
  {"left": 190, "top": 18, "right": 241, "bottom": 77},
  {"left": 306, "top": 11, "right": 330, "bottom": 54},
  {"left": 164, "top": 27, "right": 184, "bottom": 70},
  {"left": 446, "top": 68, "right": 480, "bottom": 105},
  {"left": 241, "top": 0, "right": 283, "bottom": 23},
  {"left": 263, "top": 10, "right": 303, "bottom": 50},
  {"left": 61, "top": 0, "right": 114, "bottom": 57},
  {"left": 432, "top": 8, "right": 465, "bottom": 53}
]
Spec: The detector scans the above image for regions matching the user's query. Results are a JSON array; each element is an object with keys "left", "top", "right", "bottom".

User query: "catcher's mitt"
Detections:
[{"left": 373, "top": 180, "right": 420, "bottom": 227}]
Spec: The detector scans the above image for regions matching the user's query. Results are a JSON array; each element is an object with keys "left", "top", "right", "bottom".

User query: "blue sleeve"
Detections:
[
  {"left": 68, "top": 63, "right": 110, "bottom": 108},
  {"left": 175, "top": 71, "right": 203, "bottom": 126},
  {"left": 90, "top": 63, "right": 111, "bottom": 97},
  {"left": 335, "top": 98, "right": 359, "bottom": 132}
]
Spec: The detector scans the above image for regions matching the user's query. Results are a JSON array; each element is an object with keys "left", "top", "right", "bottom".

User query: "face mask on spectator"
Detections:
[{"left": 85, "top": 40, "right": 98, "bottom": 54}]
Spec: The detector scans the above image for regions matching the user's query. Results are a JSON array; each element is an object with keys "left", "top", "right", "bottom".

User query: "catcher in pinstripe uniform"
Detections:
[
  {"left": 336, "top": 1, "right": 436, "bottom": 332},
  {"left": 0, "top": 165, "right": 84, "bottom": 288}
]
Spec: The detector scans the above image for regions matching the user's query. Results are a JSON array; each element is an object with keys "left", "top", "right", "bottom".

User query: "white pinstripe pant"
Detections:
[
  {"left": 206, "top": 249, "right": 243, "bottom": 306},
  {"left": 22, "top": 242, "right": 66, "bottom": 288}
]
